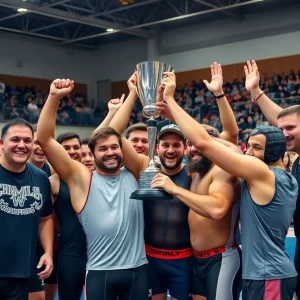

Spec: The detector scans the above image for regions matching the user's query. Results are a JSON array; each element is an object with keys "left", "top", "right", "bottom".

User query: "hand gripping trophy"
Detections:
[{"left": 130, "top": 61, "right": 174, "bottom": 201}]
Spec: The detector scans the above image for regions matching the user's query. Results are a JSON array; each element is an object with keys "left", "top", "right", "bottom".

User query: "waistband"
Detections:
[
  {"left": 193, "top": 244, "right": 237, "bottom": 259},
  {"left": 145, "top": 244, "right": 193, "bottom": 259}
]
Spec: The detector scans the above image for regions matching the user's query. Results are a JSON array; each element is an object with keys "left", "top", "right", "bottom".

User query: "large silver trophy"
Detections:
[{"left": 130, "top": 61, "right": 174, "bottom": 201}]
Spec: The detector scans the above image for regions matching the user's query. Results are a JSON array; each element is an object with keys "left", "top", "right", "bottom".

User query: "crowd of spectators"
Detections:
[
  {"left": 130, "top": 69, "right": 300, "bottom": 151},
  {"left": 0, "top": 80, "right": 97, "bottom": 126},
  {"left": 1, "top": 69, "right": 300, "bottom": 134}
]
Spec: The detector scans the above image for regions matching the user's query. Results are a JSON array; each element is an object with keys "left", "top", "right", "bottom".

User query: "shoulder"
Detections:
[
  {"left": 27, "top": 163, "right": 48, "bottom": 180},
  {"left": 122, "top": 168, "right": 139, "bottom": 182},
  {"left": 212, "top": 165, "right": 237, "bottom": 182}
]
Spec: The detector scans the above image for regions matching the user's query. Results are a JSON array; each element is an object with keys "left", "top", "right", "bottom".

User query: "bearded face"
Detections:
[{"left": 187, "top": 144, "right": 212, "bottom": 173}]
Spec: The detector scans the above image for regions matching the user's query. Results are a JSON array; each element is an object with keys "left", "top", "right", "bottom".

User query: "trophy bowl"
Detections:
[{"left": 136, "top": 61, "right": 174, "bottom": 118}]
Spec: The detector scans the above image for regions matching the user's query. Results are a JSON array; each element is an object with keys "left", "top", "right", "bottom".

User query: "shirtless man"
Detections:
[
  {"left": 151, "top": 66, "right": 242, "bottom": 300},
  {"left": 158, "top": 70, "right": 298, "bottom": 300}
]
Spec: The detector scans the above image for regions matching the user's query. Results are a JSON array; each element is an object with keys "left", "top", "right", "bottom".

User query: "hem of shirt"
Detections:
[
  {"left": 86, "top": 260, "right": 148, "bottom": 271},
  {"left": 242, "top": 272, "right": 298, "bottom": 280},
  {"left": 0, "top": 273, "right": 29, "bottom": 278}
]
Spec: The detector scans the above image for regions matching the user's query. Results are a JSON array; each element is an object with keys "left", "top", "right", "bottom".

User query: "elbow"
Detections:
[
  {"left": 211, "top": 207, "right": 227, "bottom": 220},
  {"left": 194, "top": 138, "right": 210, "bottom": 152},
  {"left": 36, "top": 132, "right": 51, "bottom": 147}
]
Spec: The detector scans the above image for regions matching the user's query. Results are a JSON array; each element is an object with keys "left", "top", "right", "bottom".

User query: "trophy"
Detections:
[{"left": 130, "top": 61, "right": 174, "bottom": 201}]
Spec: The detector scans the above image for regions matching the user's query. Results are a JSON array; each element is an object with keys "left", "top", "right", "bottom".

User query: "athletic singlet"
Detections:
[
  {"left": 143, "top": 165, "right": 192, "bottom": 249},
  {"left": 241, "top": 167, "right": 298, "bottom": 280},
  {"left": 42, "top": 162, "right": 51, "bottom": 177},
  {"left": 78, "top": 168, "right": 147, "bottom": 270},
  {"left": 292, "top": 157, "right": 300, "bottom": 239},
  {"left": 53, "top": 179, "right": 86, "bottom": 256}
]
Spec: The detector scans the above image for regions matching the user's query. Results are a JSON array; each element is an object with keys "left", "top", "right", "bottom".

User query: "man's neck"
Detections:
[
  {"left": 1, "top": 158, "right": 26, "bottom": 173},
  {"left": 96, "top": 168, "right": 121, "bottom": 176},
  {"left": 268, "top": 160, "right": 285, "bottom": 170},
  {"left": 28, "top": 159, "right": 44, "bottom": 170},
  {"left": 162, "top": 163, "right": 184, "bottom": 176}
]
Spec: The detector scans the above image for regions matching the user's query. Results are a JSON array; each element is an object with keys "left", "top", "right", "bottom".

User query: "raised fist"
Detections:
[
  {"left": 127, "top": 72, "right": 137, "bottom": 93},
  {"left": 50, "top": 79, "right": 74, "bottom": 98},
  {"left": 108, "top": 94, "right": 125, "bottom": 113}
]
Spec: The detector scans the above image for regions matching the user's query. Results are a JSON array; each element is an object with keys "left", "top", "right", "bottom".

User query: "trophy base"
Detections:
[{"left": 130, "top": 189, "right": 173, "bottom": 201}]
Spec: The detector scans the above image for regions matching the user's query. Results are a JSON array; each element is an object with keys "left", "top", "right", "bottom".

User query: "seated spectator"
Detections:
[{"left": 27, "top": 98, "right": 40, "bottom": 123}]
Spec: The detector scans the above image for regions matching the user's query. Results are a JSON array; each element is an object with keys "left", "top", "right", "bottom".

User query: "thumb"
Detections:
[
  {"left": 37, "top": 257, "right": 44, "bottom": 269},
  {"left": 120, "top": 94, "right": 125, "bottom": 103},
  {"left": 203, "top": 80, "right": 209, "bottom": 88}
]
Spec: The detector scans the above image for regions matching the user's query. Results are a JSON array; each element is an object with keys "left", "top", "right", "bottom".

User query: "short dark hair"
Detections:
[
  {"left": 125, "top": 123, "right": 147, "bottom": 139},
  {"left": 1, "top": 118, "right": 34, "bottom": 139},
  {"left": 81, "top": 138, "right": 89, "bottom": 145},
  {"left": 56, "top": 132, "right": 81, "bottom": 145},
  {"left": 88, "top": 127, "right": 122, "bottom": 155},
  {"left": 277, "top": 105, "right": 300, "bottom": 119},
  {"left": 32, "top": 124, "right": 38, "bottom": 132}
]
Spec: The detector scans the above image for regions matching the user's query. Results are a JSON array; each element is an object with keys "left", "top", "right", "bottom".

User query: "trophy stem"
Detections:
[{"left": 146, "top": 118, "right": 158, "bottom": 168}]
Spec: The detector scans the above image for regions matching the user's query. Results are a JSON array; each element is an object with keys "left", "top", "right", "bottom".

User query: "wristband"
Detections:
[
  {"left": 251, "top": 91, "right": 264, "bottom": 103},
  {"left": 214, "top": 93, "right": 225, "bottom": 99}
]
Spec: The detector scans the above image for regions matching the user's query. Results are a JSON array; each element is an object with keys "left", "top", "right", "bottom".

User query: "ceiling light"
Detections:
[
  {"left": 106, "top": 28, "right": 114, "bottom": 32},
  {"left": 17, "top": 8, "right": 28, "bottom": 12}
]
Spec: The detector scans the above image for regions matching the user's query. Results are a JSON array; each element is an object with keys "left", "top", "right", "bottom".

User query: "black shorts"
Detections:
[
  {"left": 192, "top": 247, "right": 242, "bottom": 300},
  {"left": 242, "top": 277, "right": 297, "bottom": 300},
  {"left": 0, "top": 277, "right": 28, "bottom": 300},
  {"left": 57, "top": 255, "right": 86, "bottom": 300},
  {"left": 147, "top": 255, "right": 192, "bottom": 300},
  {"left": 44, "top": 248, "right": 59, "bottom": 285},
  {"left": 294, "top": 240, "right": 300, "bottom": 297},
  {"left": 28, "top": 246, "right": 44, "bottom": 293},
  {"left": 86, "top": 264, "right": 148, "bottom": 300}
]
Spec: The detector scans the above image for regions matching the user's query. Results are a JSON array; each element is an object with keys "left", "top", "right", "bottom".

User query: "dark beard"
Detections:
[
  {"left": 95, "top": 156, "right": 122, "bottom": 173},
  {"left": 159, "top": 155, "right": 183, "bottom": 171},
  {"left": 187, "top": 155, "right": 212, "bottom": 173}
]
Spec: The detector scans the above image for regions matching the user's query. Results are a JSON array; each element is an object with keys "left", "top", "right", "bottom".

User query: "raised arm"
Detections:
[
  {"left": 245, "top": 60, "right": 282, "bottom": 127},
  {"left": 93, "top": 94, "right": 125, "bottom": 133},
  {"left": 36, "top": 79, "right": 88, "bottom": 186},
  {"left": 108, "top": 73, "right": 149, "bottom": 179},
  {"left": 162, "top": 72, "right": 271, "bottom": 184},
  {"left": 204, "top": 62, "right": 239, "bottom": 145},
  {"left": 109, "top": 72, "right": 138, "bottom": 135}
]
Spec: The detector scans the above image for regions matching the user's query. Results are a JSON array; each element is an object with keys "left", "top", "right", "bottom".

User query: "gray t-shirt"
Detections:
[{"left": 78, "top": 168, "right": 147, "bottom": 270}]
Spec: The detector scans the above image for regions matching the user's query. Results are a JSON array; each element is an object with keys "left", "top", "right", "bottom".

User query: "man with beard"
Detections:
[
  {"left": 155, "top": 70, "right": 298, "bottom": 300},
  {"left": 28, "top": 125, "right": 57, "bottom": 300},
  {"left": 37, "top": 78, "right": 149, "bottom": 300},
  {"left": 48, "top": 132, "right": 87, "bottom": 300},
  {"left": 152, "top": 67, "right": 242, "bottom": 300},
  {"left": 81, "top": 138, "right": 95, "bottom": 171},
  {"left": 145, "top": 124, "right": 192, "bottom": 300},
  {"left": 240, "top": 60, "right": 300, "bottom": 299}
]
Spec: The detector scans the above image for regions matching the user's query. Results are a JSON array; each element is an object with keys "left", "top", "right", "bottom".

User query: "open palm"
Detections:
[
  {"left": 244, "top": 60, "right": 260, "bottom": 92},
  {"left": 203, "top": 62, "right": 223, "bottom": 94}
]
